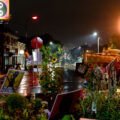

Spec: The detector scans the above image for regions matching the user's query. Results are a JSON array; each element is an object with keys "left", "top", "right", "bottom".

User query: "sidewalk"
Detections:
[{"left": 18, "top": 71, "right": 43, "bottom": 96}]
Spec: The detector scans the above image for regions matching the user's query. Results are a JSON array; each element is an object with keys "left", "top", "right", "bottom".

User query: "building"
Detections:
[{"left": 0, "top": 32, "right": 26, "bottom": 73}]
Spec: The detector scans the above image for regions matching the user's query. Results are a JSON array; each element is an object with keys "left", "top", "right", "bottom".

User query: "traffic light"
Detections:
[{"left": 0, "top": 0, "right": 9, "bottom": 20}]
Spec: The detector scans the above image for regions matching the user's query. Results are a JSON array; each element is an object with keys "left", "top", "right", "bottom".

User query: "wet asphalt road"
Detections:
[
  {"left": 62, "top": 66, "right": 83, "bottom": 92},
  {"left": 18, "top": 65, "right": 84, "bottom": 96}
]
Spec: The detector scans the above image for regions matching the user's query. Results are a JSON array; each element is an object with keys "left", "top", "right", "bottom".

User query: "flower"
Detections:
[
  {"left": 51, "top": 57, "right": 57, "bottom": 63},
  {"left": 80, "top": 90, "right": 85, "bottom": 98},
  {"left": 86, "top": 77, "right": 89, "bottom": 81}
]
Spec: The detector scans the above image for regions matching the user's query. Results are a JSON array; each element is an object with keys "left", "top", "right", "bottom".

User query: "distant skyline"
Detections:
[{"left": 9, "top": 0, "right": 120, "bottom": 50}]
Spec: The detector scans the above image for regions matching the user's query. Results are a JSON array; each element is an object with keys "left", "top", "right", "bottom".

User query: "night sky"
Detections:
[{"left": 9, "top": 0, "right": 120, "bottom": 50}]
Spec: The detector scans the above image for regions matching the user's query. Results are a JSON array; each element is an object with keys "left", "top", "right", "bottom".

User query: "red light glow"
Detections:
[{"left": 32, "top": 16, "right": 38, "bottom": 20}]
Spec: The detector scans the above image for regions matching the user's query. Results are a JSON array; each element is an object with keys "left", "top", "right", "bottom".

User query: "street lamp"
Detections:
[
  {"left": 93, "top": 32, "right": 98, "bottom": 36},
  {"left": 93, "top": 32, "right": 100, "bottom": 53},
  {"left": 50, "top": 41, "right": 53, "bottom": 45},
  {"left": 25, "top": 15, "right": 39, "bottom": 41},
  {"left": 32, "top": 15, "right": 38, "bottom": 20},
  {"left": 25, "top": 15, "right": 39, "bottom": 70}
]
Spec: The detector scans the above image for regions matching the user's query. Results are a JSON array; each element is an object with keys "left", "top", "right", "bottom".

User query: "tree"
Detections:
[
  {"left": 40, "top": 43, "right": 63, "bottom": 101},
  {"left": 109, "top": 35, "right": 120, "bottom": 49},
  {"left": 40, "top": 43, "right": 63, "bottom": 65}
]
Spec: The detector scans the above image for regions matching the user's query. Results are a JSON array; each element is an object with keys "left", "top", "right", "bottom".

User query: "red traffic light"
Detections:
[{"left": 32, "top": 16, "right": 38, "bottom": 20}]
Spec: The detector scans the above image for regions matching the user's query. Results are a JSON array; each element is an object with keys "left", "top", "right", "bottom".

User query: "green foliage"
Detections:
[
  {"left": 85, "top": 64, "right": 104, "bottom": 91},
  {"left": 40, "top": 65, "right": 63, "bottom": 98},
  {"left": 6, "top": 93, "right": 28, "bottom": 111},
  {"left": 0, "top": 94, "right": 49, "bottom": 120},
  {"left": 40, "top": 44, "right": 63, "bottom": 99},
  {"left": 41, "top": 44, "right": 63, "bottom": 65},
  {"left": 0, "top": 110, "right": 9, "bottom": 120},
  {"left": 22, "top": 109, "right": 29, "bottom": 119},
  {"left": 62, "top": 115, "right": 75, "bottom": 120},
  {"left": 37, "top": 114, "right": 47, "bottom": 120},
  {"left": 74, "top": 94, "right": 92, "bottom": 118},
  {"left": 96, "top": 96, "right": 120, "bottom": 120},
  {"left": 34, "top": 98, "right": 42, "bottom": 108},
  {"left": 0, "top": 95, "right": 5, "bottom": 100},
  {"left": 74, "top": 91, "right": 107, "bottom": 119},
  {"left": 85, "top": 67, "right": 95, "bottom": 91},
  {"left": 74, "top": 90, "right": 120, "bottom": 120}
]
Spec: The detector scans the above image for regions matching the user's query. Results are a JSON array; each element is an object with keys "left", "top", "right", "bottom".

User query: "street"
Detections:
[
  {"left": 62, "top": 65, "right": 83, "bottom": 92},
  {"left": 17, "top": 64, "right": 84, "bottom": 96}
]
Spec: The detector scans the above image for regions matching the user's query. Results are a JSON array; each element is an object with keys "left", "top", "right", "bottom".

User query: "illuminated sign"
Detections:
[{"left": 0, "top": 0, "right": 9, "bottom": 20}]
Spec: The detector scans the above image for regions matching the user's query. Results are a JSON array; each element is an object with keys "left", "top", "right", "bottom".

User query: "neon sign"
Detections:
[{"left": 0, "top": 0, "right": 9, "bottom": 20}]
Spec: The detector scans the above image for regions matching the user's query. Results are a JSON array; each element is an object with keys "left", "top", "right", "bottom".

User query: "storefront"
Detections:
[{"left": 0, "top": 33, "right": 26, "bottom": 73}]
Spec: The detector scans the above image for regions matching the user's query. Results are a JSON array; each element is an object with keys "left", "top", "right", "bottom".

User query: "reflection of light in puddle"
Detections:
[
  {"left": 64, "top": 64, "right": 68, "bottom": 71},
  {"left": 18, "top": 76, "right": 29, "bottom": 96},
  {"left": 64, "top": 86, "right": 69, "bottom": 89},
  {"left": 78, "top": 85, "right": 82, "bottom": 89},
  {"left": 64, "top": 79, "right": 68, "bottom": 82},
  {"left": 19, "top": 89, "right": 27, "bottom": 96},
  {"left": 32, "top": 86, "right": 43, "bottom": 94},
  {"left": 117, "top": 89, "right": 120, "bottom": 92}
]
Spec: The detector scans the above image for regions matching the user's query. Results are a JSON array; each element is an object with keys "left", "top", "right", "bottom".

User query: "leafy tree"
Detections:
[
  {"left": 40, "top": 43, "right": 63, "bottom": 101},
  {"left": 40, "top": 43, "right": 63, "bottom": 65}
]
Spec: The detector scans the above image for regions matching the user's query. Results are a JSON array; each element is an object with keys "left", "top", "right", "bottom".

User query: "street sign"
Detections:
[{"left": 0, "top": 0, "right": 9, "bottom": 20}]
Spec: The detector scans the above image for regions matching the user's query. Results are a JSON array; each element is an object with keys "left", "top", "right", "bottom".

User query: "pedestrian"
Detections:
[{"left": 16, "top": 64, "right": 21, "bottom": 70}]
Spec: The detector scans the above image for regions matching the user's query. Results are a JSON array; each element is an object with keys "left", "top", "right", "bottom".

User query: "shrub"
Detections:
[
  {"left": 37, "top": 114, "right": 47, "bottom": 120},
  {"left": 0, "top": 110, "right": 9, "bottom": 120},
  {"left": 6, "top": 93, "right": 28, "bottom": 111},
  {"left": 34, "top": 98, "right": 42, "bottom": 108}
]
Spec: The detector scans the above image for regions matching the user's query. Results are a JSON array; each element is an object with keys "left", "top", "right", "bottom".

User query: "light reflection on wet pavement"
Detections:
[
  {"left": 62, "top": 65, "right": 83, "bottom": 93},
  {"left": 18, "top": 72, "right": 43, "bottom": 96},
  {"left": 18, "top": 65, "right": 83, "bottom": 96}
]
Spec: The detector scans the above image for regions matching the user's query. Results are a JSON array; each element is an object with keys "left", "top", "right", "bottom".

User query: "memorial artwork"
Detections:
[
  {"left": 107, "top": 59, "right": 117, "bottom": 92},
  {"left": 0, "top": 69, "right": 25, "bottom": 93}
]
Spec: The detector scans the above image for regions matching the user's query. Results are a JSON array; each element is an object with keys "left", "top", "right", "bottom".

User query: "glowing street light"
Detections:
[
  {"left": 50, "top": 41, "right": 53, "bottom": 45},
  {"left": 92, "top": 32, "right": 100, "bottom": 53},
  {"left": 32, "top": 15, "right": 38, "bottom": 20},
  {"left": 19, "top": 50, "right": 24, "bottom": 54},
  {"left": 93, "top": 32, "right": 98, "bottom": 36},
  {"left": 25, "top": 15, "right": 39, "bottom": 70},
  {"left": 26, "top": 15, "right": 39, "bottom": 39}
]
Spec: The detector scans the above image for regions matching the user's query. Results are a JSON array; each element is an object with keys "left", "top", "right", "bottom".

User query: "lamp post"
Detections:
[
  {"left": 97, "top": 37, "right": 100, "bottom": 53},
  {"left": 50, "top": 41, "right": 53, "bottom": 45},
  {"left": 93, "top": 32, "right": 100, "bottom": 53},
  {"left": 25, "top": 15, "right": 38, "bottom": 70},
  {"left": 25, "top": 15, "right": 38, "bottom": 42}
]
